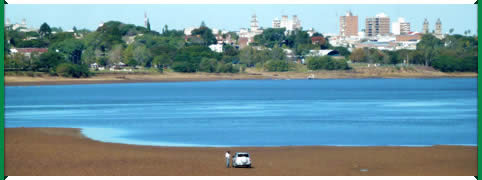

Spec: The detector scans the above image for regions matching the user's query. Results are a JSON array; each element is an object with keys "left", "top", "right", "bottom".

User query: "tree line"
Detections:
[{"left": 4, "top": 20, "right": 478, "bottom": 78}]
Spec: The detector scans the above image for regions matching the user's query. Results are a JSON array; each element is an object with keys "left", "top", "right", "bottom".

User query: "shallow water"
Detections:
[{"left": 5, "top": 78, "right": 477, "bottom": 147}]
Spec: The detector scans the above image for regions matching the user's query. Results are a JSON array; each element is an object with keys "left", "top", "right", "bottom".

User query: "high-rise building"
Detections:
[
  {"left": 292, "top": 15, "right": 301, "bottom": 30},
  {"left": 280, "top": 15, "right": 289, "bottom": 29},
  {"left": 423, "top": 18, "right": 429, "bottom": 34},
  {"left": 435, "top": 18, "right": 442, "bottom": 36},
  {"left": 272, "top": 15, "right": 302, "bottom": 31},
  {"left": 400, "top": 21, "right": 410, "bottom": 35},
  {"left": 339, "top": 11, "right": 358, "bottom": 37},
  {"left": 365, "top": 13, "right": 390, "bottom": 37},
  {"left": 272, "top": 17, "right": 281, "bottom": 28},
  {"left": 392, "top": 17, "right": 410, "bottom": 35}
]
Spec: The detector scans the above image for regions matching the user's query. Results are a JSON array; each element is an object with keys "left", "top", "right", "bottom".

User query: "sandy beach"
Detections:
[
  {"left": 5, "top": 128, "right": 477, "bottom": 176},
  {"left": 4, "top": 67, "right": 477, "bottom": 86}
]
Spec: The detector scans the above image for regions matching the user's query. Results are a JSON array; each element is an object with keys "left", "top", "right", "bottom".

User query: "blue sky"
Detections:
[{"left": 5, "top": 4, "right": 477, "bottom": 35}]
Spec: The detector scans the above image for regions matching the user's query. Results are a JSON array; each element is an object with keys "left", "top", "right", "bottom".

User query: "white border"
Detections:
[{"left": 5, "top": 0, "right": 478, "bottom": 4}]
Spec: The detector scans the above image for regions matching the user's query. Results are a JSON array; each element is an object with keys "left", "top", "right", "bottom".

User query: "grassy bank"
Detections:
[{"left": 4, "top": 65, "right": 477, "bottom": 86}]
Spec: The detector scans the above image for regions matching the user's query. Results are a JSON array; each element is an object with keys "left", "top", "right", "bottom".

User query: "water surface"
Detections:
[{"left": 5, "top": 78, "right": 477, "bottom": 147}]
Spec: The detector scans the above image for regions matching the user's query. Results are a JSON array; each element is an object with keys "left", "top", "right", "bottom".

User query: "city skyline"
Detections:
[{"left": 5, "top": 4, "right": 477, "bottom": 35}]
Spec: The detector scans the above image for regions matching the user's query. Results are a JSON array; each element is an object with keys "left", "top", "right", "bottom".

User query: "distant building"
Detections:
[
  {"left": 340, "top": 11, "right": 358, "bottom": 37},
  {"left": 272, "top": 15, "right": 302, "bottom": 31},
  {"left": 422, "top": 18, "right": 429, "bottom": 34},
  {"left": 365, "top": 13, "right": 390, "bottom": 37},
  {"left": 272, "top": 17, "right": 281, "bottom": 28},
  {"left": 5, "top": 18, "right": 36, "bottom": 32},
  {"left": 311, "top": 36, "right": 326, "bottom": 45},
  {"left": 392, "top": 18, "right": 410, "bottom": 35},
  {"left": 355, "top": 41, "right": 396, "bottom": 51},
  {"left": 209, "top": 44, "right": 223, "bottom": 53},
  {"left": 306, "top": 49, "right": 340, "bottom": 57},
  {"left": 10, "top": 48, "right": 48, "bottom": 57},
  {"left": 238, "top": 37, "right": 249, "bottom": 49},
  {"left": 184, "top": 27, "right": 197, "bottom": 36},
  {"left": 306, "top": 28, "right": 316, "bottom": 37},
  {"left": 435, "top": 18, "right": 443, "bottom": 38},
  {"left": 283, "top": 48, "right": 296, "bottom": 60},
  {"left": 238, "top": 14, "right": 263, "bottom": 45},
  {"left": 396, "top": 33, "right": 422, "bottom": 42}
]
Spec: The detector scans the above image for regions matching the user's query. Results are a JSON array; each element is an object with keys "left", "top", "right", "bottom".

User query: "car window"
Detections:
[{"left": 237, "top": 154, "right": 249, "bottom": 157}]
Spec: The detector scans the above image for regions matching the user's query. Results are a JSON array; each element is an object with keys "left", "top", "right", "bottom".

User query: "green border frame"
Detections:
[
  {"left": 475, "top": 1, "right": 482, "bottom": 179},
  {"left": 1, "top": 1, "right": 5, "bottom": 179}
]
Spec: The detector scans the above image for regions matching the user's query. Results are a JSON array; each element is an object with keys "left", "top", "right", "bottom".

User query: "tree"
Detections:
[
  {"left": 55, "top": 63, "right": 90, "bottom": 78},
  {"left": 108, "top": 44, "right": 124, "bottom": 65},
  {"left": 39, "top": 22, "right": 52, "bottom": 38},
  {"left": 307, "top": 56, "right": 349, "bottom": 70},
  {"left": 271, "top": 46, "right": 286, "bottom": 60},
  {"left": 449, "top": 28, "right": 454, "bottom": 34},
  {"left": 133, "top": 45, "right": 152, "bottom": 67},
  {"left": 162, "top": 24, "right": 169, "bottom": 34},
  {"left": 97, "top": 57, "right": 108, "bottom": 67},
  {"left": 416, "top": 34, "right": 444, "bottom": 66},
  {"left": 333, "top": 46, "right": 351, "bottom": 58},
  {"left": 152, "top": 54, "right": 172, "bottom": 69},
  {"left": 349, "top": 48, "right": 366, "bottom": 62},
  {"left": 253, "top": 28, "right": 286, "bottom": 48},
  {"left": 199, "top": 58, "right": 217, "bottom": 72},
  {"left": 223, "top": 44, "right": 239, "bottom": 56},
  {"left": 147, "top": 20, "right": 151, "bottom": 32},
  {"left": 264, "top": 60, "right": 290, "bottom": 72},
  {"left": 191, "top": 22, "right": 217, "bottom": 46},
  {"left": 50, "top": 39, "right": 85, "bottom": 65},
  {"left": 123, "top": 44, "right": 135, "bottom": 64},
  {"left": 35, "top": 51, "right": 65, "bottom": 72}
]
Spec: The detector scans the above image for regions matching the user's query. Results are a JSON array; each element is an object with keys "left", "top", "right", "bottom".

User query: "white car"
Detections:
[{"left": 232, "top": 152, "right": 252, "bottom": 168}]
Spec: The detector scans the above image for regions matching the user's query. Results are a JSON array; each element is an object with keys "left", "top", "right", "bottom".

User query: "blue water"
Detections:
[{"left": 5, "top": 78, "right": 478, "bottom": 147}]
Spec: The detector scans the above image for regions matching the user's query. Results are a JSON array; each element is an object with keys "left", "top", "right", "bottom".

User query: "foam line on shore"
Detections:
[{"left": 79, "top": 127, "right": 477, "bottom": 148}]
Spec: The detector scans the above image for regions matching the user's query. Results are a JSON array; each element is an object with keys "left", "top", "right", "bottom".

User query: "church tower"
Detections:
[
  {"left": 422, "top": 18, "right": 429, "bottom": 34},
  {"left": 435, "top": 18, "right": 442, "bottom": 36}
]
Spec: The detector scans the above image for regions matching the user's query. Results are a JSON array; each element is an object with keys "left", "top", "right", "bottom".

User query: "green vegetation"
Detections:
[
  {"left": 55, "top": 63, "right": 90, "bottom": 78},
  {"left": 264, "top": 60, "right": 291, "bottom": 72},
  {"left": 4, "top": 20, "right": 478, "bottom": 79},
  {"left": 349, "top": 34, "right": 477, "bottom": 72},
  {"left": 306, "top": 56, "right": 350, "bottom": 70}
]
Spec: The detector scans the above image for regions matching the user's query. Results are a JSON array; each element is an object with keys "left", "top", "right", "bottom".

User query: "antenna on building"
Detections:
[
  {"left": 144, "top": 11, "right": 148, "bottom": 28},
  {"left": 335, "top": 11, "right": 338, "bottom": 36}
]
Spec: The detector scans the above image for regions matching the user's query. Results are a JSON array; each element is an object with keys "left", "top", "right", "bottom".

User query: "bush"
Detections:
[
  {"left": 199, "top": 58, "right": 217, "bottom": 72},
  {"left": 172, "top": 61, "right": 197, "bottom": 72},
  {"left": 264, "top": 60, "right": 290, "bottom": 72},
  {"left": 432, "top": 55, "right": 477, "bottom": 72},
  {"left": 55, "top": 63, "right": 90, "bottom": 78},
  {"left": 307, "top": 56, "right": 350, "bottom": 70}
]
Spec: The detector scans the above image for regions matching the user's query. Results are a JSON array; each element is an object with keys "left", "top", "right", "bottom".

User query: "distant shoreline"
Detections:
[
  {"left": 5, "top": 127, "right": 477, "bottom": 175},
  {"left": 4, "top": 70, "right": 477, "bottom": 86}
]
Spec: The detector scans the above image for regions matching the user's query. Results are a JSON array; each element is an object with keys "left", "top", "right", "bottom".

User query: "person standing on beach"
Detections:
[{"left": 225, "top": 151, "right": 231, "bottom": 168}]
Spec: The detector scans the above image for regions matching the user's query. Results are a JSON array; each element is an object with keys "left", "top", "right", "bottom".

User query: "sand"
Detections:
[{"left": 5, "top": 128, "right": 477, "bottom": 176}]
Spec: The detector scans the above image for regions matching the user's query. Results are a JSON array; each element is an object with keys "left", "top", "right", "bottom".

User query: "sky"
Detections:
[{"left": 5, "top": 4, "right": 478, "bottom": 35}]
